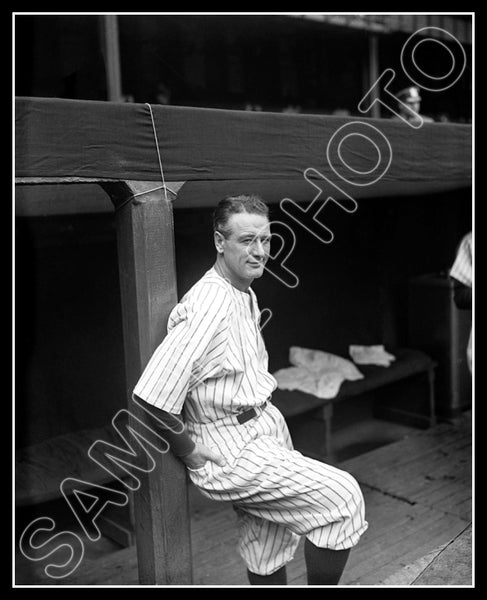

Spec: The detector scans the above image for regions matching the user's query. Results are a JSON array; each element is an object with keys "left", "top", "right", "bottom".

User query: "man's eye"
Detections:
[{"left": 240, "top": 237, "right": 270, "bottom": 245}]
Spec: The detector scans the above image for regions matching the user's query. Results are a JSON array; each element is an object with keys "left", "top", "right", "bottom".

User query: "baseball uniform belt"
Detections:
[{"left": 237, "top": 401, "right": 268, "bottom": 425}]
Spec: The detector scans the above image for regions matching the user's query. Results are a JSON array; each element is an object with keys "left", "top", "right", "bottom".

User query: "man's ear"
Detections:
[{"left": 214, "top": 231, "right": 224, "bottom": 254}]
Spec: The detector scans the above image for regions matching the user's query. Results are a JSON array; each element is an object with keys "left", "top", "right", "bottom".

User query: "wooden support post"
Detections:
[
  {"left": 368, "top": 34, "right": 380, "bottom": 119},
  {"left": 102, "top": 180, "right": 191, "bottom": 584},
  {"left": 99, "top": 15, "right": 123, "bottom": 102},
  {"left": 427, "top": 367, "right": 437, "bottom": 428},
  {"left": 321, "top": 403, "right": 334, "bottom": 461}
]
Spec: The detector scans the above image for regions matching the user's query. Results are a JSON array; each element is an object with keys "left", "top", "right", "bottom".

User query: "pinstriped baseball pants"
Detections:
[{"left": 187, "top": 402, "right": 368, "bottom": 576}]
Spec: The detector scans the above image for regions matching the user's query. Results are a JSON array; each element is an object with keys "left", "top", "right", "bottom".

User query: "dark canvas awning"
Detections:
[{"left": 15, "top": 96, "right": 471, "bottom": 207}]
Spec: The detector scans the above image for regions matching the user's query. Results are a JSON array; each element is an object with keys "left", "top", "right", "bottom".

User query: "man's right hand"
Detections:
[{"left": 181, "top": 442, "right": 226, "bottom": 470}]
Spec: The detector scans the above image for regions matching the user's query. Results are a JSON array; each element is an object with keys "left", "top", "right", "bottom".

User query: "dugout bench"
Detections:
[{"left": 271, "top": 347, "right": 437, "bottom": 461}]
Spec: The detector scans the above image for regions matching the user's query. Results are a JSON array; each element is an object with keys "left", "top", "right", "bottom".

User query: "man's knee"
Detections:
[
  {"left": 340, "top": 470, "right": 365, "bottom": 517},
  {"left": 311, "top": 469, "right": 368, "bottom": 549}
]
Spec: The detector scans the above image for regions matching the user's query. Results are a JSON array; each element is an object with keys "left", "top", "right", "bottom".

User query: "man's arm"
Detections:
[
  {"left": 135, "top": 396, "right": 196, "bottom": 457},
  {"left": 132, "top": 283, "right": 230, "bottom": 468},
  {"left": 138, "top": 399, "right": 225, "bottom": 469},
  {"left": 133, "top": 282, "right": 231, "bottom": 415}
]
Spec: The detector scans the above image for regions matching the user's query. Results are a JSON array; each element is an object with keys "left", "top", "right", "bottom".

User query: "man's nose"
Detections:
[{"left": 251, "top": 240, "right": 266, "bottom": 256}]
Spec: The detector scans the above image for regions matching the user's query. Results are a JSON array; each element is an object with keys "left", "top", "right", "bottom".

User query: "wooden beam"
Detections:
[
  {"left": 15, "top": 177, "right": 122, "bottom": 185},
  {"left": 15, "top": 97, "right": 472, "bottom": 198},
  {"left": 15, "top": 177, "right": 186, "bottom": 193},
  {"left": 101, "top": 180, "right": 192, "bottom": 585},
  {"left": 99, "top": 15, "right": 123, "bottom": 102},
  {"left": 368, "top": 34, "right": 380, "bottom": 120}
]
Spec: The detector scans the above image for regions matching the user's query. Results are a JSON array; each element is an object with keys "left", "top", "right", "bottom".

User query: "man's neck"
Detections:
[{"left": 214, "top": 258, "right": 252, "bottom": 292}]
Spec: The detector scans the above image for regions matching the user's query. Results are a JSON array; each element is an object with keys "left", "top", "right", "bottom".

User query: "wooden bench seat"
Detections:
[
  {"left": 271, "top": 347, "right": 437, "bottom": 459},
  {"left": 15, "top": 425, "right": 127, "bottom": 507},
  {"left": 15, "top": 423, "right": 134, "bottom": 547}
]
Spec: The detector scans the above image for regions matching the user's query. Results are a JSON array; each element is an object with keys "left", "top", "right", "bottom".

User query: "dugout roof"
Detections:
[{"left": 15, "top": 97, "right": 471, "bottom": 207}]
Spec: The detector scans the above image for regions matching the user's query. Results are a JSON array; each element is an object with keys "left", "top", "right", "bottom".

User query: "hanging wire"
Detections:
[{"left": 115, "top": 103, "right": 175, "bottom": 210}]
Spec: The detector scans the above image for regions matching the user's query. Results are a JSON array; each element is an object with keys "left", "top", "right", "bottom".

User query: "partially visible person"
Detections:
[
  {"left": 282, "top": 104, "right": 302, "bottom": 114},
  {"left": 437, "top": 112, "right": 451, "bottom": 123},
  {"left": 331, "top": 108, "right": 351, "bottom": 117},
  {"left": 394, "top": 86, "right": 434, "bottom": 125},
  {"left": 156, "top": 82, "right": 171, "bottom": 105},
  {"left": 244, "top": 103, "right": 262, "bottom": 112},
  {"left": 450, "top": 231, "right": 473, "bottom": 371}
]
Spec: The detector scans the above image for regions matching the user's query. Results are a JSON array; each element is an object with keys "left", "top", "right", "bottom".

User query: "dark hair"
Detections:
[{"left": 213, "top": 194, "right": 269, "bottom": 237}]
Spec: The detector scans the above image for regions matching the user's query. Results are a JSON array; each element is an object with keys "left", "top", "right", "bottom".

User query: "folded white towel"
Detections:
[
  {"left": 273, "top": 347, "right": 364, "bottom": 400},
  {"left": 349, "top": 345, "right": 396, "bottom": 367},
  {"left": 289, "top": 346, "right": 364, "bottom": 380},
  {"left": 273, "top": 366, "right": 345, "bottom": 399}
]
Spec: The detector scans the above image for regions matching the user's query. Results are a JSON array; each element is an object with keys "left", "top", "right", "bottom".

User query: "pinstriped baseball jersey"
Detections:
[
  {"left": 133, "top": 267, "right": 276, "bottom": 419},
  {"left": 450, "top": 232, "right": 472, "bottom": 288},
  {"left": 133, "top": 266, "right": 368, "bottom": 576},
  {"left": 450, "top": 232, "right": 472, "bottom": 370}
]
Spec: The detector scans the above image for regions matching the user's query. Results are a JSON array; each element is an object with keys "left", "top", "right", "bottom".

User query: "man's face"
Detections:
[
  {"left": 400, "top": 98, "right": 420, "bottom": 116},
  {"left": 216, "top": 212, "right": 271, "bottom": 288}
]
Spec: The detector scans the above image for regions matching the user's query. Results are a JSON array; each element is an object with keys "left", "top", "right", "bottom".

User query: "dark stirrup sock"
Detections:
[
  {"left": 247, "top": 565, "right": 287, "bottom": 585},
  {"left": 304, "top": 538, "right": 351, "bottom": 585}
]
